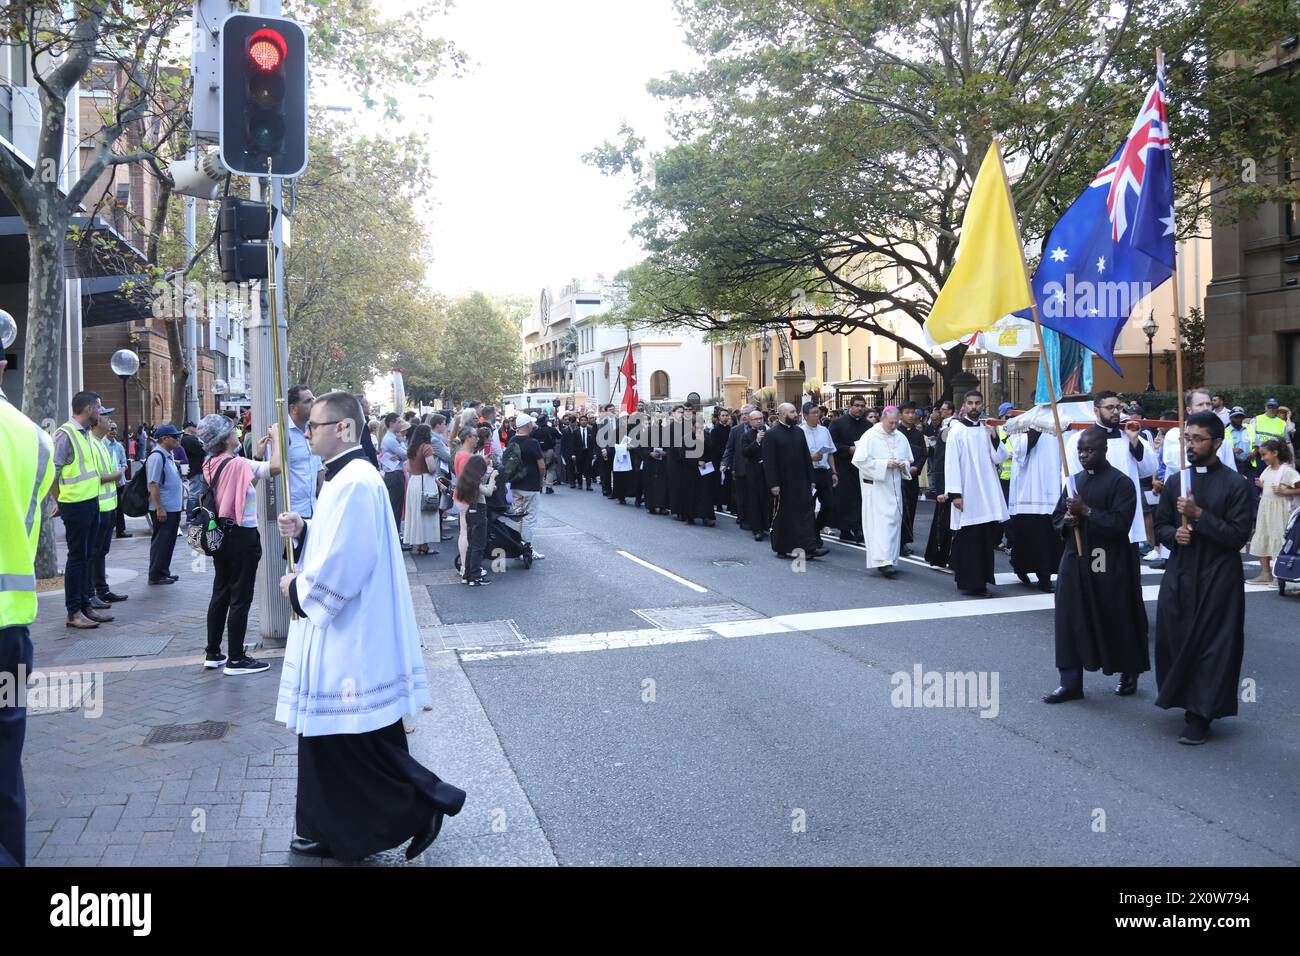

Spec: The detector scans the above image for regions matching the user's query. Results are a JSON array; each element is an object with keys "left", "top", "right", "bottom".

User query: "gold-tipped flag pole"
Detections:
[
  {"left": 1155, "top": 48, "right": 1190, "bottom": 529},
  {"left": 991, "top": 137, "right": 1084, "bottom": 554},
  {"left": 264, "top": 159, "right": 298, "bottom": 616}
]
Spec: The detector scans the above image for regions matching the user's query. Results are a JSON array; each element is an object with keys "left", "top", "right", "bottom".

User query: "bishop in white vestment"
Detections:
[
  {"left": 944, "top": 393, "right": 1010, "bottom": 596},
  {"left": 276, "top": 393, "right": 465, "bottom": 862},
  {"left": 851, "top": 411, "right": 913, "bottom": 576}
]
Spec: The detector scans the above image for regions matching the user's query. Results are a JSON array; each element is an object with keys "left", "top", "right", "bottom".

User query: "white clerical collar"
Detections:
[
  {"left": 325, "top": 446, "right": 362, "bottom": 465},
  {"left": 1195, "top": 466, "right": 1208, "bottom": 473}
]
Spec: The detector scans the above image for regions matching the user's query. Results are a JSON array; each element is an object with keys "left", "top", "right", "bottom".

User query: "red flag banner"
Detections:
[{"left": 619, "top": 345, "right": 638, "bottom": 414}]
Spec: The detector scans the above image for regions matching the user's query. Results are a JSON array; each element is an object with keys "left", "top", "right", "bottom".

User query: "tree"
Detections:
[
  {"left": 0, "top": 0, "right": 461, "bottom": 577},
  {"left": 283, "top": 121, "right": 436, "bottom": 392},
  {"left": 590, "top": 0, "right": 1300, "bottom": 395},
  {"left": 403, "top": 293, "right": 525, "bottom": 407}
]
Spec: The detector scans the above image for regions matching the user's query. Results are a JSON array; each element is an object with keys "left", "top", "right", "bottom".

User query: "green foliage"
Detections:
[
  {"left": 1177, "top": 306, "right": 1207, "bottom": 385},
  {"left": 403, "top": 292, "right": 526, "bottom": 407},
  {"left": 591, "top": 0, "right": 1300, "bottom": 390}
]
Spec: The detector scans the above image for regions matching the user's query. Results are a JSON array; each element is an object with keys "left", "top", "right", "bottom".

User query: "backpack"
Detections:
[
  {"left": 118, "top": 449, "right": 167, "bottom": 517},
  {"left": 501, "top": 440, "right": 528, "bottom": 485},
  {"left": 185, "top": 457, "right": 236, "bottom": 557}
]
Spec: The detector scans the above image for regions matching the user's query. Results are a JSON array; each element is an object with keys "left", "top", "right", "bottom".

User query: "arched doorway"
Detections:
[{"left": 650, "top": 370, "right": 669, "bottom": 400}]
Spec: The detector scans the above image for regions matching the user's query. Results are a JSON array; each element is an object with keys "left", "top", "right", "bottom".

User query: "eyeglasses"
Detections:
[{"left": 304, "top": 419, "right": 341, "bottom": 434}]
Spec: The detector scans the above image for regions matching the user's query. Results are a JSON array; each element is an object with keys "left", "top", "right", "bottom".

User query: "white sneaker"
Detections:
[
  {"left": 530, "top": 550, "right": 545, "bottom": 560},
  {"left": 1142, "top": 549, "right": 1161, "bottom": 562}
]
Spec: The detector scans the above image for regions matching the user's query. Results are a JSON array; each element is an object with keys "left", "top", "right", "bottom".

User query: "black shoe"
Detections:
[
  {"left": 1115, "top": 674, "right": 1138, "bottom": 696},
  {"left": 1037, "top": 580, "right": 1055, "bottom": 594},
  {"left": 1042, "top": 684, "right": 1084, "bottom": 704},
  {"left": 1178, "top": 712, "right": 1211, "bottom": 745},
  {"left": 406, "top": 813, "right": 446, "bottom": 860},
  {"left": 223, "top": 656, "right": 270, "bottom": 676},
  {"left": 810, "top": 547, "right": 830, "bottom": 558},
  {"left": 83, "top": 607, "right": 114, "bottom": 623},
  {"left": 878, "top": 564, "right": 898, "bottom": 578},
  {"left": 88, "top": 595, "right": 111, "bottom": 610},
  {"left": 960, "top": 588, "right": 991, "bottom": 598},
  {"left": 1016, "top": 572, "right": 1032, "bottom": 587},
  {"left": 899, "top": 546, "right": 913, "bottom": 557},
  {"left": 100, "top": 591, "right": 129, "bottom": 603},
  {"left": 147, "top": 576, "right": 176, "bottom": 585},
  {"left": 753, "top": 532, "right": 765, "bottom": 541},
  {"left": 839, "top": 532, "right": 855, "bottom": 543},
  {"left": 167, "top": 575, "right": 179, "bottom": 582},
  {"left": 115, "top": 531, "right": 134, "bottom": 539},
  {"left": 545, "top": 487, "right": 555, "bottom": 494},
  {"left": 290, "top": 836, "right": 333, "bottom": 858},
  {"left": 203, "top": 653, "right": 228, "bottom": 670},
  {"left": 703, "top": 520, "right": 715, "bottom": 527},
  {"left": 1150, "top": 559, "right": 1167, "bottom": 570}
]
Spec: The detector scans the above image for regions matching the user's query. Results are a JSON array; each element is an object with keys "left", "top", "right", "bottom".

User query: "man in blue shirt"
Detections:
[
  {"left": 105, "top": 421, "right": 132, "bottom": 538},
  {"left": 146, "top": 424, "right": 183, "bottom": 584},
  {"left": 285, "top": 385, "right": 324, "bottom": 518}
]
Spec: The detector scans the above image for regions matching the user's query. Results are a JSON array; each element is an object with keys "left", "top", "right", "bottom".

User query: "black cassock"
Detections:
[
  {"left": 829, "top": 413, "right": 869, "bottom": 534},
  {"left": 899, "top": 423, "right": 928, "bottom": 545},
  {"left": 669, "top": 445, "right": 713, "bottom": 521},
  {"left": 925, "top": 498, "right": 952, "bottom": 568},
  {"left": 740, "top": 428, "right": 772, "bottom": 533},
  {"left": 763, "top": 420, "right": 822, "bottom": 556},
  {"left": 1153, "top": 461, "right": 1253, "bottom": 719},
  {"left": 642, "top": 448, "right": 671, "bottom": 514},
  {"left": 1052, "top": 465, "right": 1149, "bottom": 675},
  {"left": 704, "top": 424, "right": 730, "bottom": 510},
  {"left": 612, "top": 447, "right": 643, "bottom": 503}
]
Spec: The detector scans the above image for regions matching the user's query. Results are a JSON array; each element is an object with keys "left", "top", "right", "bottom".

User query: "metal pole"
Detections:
[
  {"left": 1145, "top": 331, "right": 1156, "bottom": 392},
  {"left": 184, "top": 158, "right": 201, "bottom": 424}
]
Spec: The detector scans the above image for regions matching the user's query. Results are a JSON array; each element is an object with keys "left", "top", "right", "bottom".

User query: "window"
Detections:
[{"left": 650, "top": 370, "right": 669, "bottom": 399}]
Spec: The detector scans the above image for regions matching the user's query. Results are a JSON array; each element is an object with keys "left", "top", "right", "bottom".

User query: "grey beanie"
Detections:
[{"left": 197, "top": 412, "right": 234, "bottom": 455}]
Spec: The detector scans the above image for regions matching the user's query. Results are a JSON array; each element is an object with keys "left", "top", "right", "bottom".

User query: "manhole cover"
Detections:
[
  {"left": 144, "top": 721, "right": 229, "bottom": 745},
  {"left": 632, "top": 603, "right": 762, "bottom": 630},
  {"left": 711, "top": 560, "right": 749, "bottom": 568},
  {"left": 423, "top": 620, "right": 525, "bottom": 650},
  {"left": 58, "top": 635, "right": 172, "bottom": 663}
]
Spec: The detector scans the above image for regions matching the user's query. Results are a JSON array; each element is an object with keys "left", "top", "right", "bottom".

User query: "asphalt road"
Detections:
[{"left": 418, "top": 484, "right": 1298, "bottom": 866}]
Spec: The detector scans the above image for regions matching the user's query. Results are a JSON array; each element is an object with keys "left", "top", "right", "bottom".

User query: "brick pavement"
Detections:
[{"left": 21, "top": 512, "right": 544, "bottom": 867}]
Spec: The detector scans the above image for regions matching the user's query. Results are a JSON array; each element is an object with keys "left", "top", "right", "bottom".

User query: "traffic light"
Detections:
[
  {"left": 218, "top": 197, "right": 273, "bottom": 283},
  {"left": 219, "top": 13, "right": 308, "bottom": 177}
]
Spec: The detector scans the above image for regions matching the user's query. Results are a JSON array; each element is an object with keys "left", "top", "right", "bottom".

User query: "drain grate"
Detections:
[
  {"left": 711, "top": 559, "right": 749, "bottom": 568},
  {"left": 632, "top": 602, "right": 762, "bottom": 630},
  {"left": 144, "top": 721, "right": 229, "bottom": 745},
  {"left": 422, "top": 620, "right": 524, "bottom": 650},
  {"left": 58, "top": 635, "right": 172, "bottom": 663}
]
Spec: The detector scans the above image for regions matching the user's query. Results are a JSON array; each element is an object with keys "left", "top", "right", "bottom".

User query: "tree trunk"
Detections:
[
  {"left": 167, "top": 315, "right": 187, "bottom": 425},
  {"left": 939, "top": 344, "right": 968, "bottom": 403},
  {"left": 23, "top": 212, "right": 70, "bottom": 579}
]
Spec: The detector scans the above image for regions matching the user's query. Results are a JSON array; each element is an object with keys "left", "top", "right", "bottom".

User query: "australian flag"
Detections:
[{"left": 1021, "top": 68, "right": 1177, "bottom": 374}]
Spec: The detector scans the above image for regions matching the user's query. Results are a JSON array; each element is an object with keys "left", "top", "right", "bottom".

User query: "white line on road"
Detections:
[{"left": 616, "top": 550, "right": 709, "bottom": 593}]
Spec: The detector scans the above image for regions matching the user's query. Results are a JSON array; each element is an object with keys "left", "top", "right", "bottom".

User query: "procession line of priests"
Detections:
[{"left": 852, "top": 416, "right": 914, "bottom": 571}]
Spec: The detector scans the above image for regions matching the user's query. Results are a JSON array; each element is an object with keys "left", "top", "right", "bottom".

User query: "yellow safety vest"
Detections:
[
  {"left": 997, "top": 426, "right": 1012, "bottom": 481},
  {"left": 55, "top": 422, "right": 100, "bottom": 503},
  {"left": 93, "top": 436, "right": 117, "bottom": 512},
  {"left": 0, "top": 399, "right": 55, "bottom": 629},
  {"left": 1255, "top": 414, "right": 1285, "bottom": 445}
]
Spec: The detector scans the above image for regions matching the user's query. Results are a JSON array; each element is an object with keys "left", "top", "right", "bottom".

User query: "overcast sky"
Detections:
[{"left": 367, "top": 0, "right": 701, "bottom": 299}]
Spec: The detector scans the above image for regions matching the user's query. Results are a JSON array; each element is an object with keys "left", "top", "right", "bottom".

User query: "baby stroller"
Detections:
[
  {"left": 1273, "top": 507, "right": 1300, "bottom": 596},
  {"left": 453, "top": 502, "right": 533, "bottom": 574}
]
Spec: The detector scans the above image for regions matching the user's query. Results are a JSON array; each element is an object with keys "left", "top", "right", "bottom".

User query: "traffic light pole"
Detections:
[{"left": 248, "top": 168, "right": 292, "bottom": 643}]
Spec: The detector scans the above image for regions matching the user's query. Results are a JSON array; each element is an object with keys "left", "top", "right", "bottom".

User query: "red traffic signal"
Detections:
[{"left": 248, "top": 28, "right": 286, "bottom": 71}]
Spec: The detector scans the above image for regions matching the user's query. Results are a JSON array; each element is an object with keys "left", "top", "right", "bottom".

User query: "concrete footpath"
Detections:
[{"left": 23, "top": 513, "right": 556, "bottom": 866}]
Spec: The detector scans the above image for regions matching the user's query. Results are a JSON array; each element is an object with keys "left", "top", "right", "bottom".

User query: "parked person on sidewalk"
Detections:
[
  {"left": 0, "top": 355, "right": 55, "bottom": 865},
  {"left": 145, "top": 424, "right": 184, "bottom": 585},
  {"left": 281, "top": 386, "right": 324, "bottom": 520},
  {"left": 198, "top": 413, "right": 280, "bottom": 674},
  {"left": 1248, "top": 439, "right": 1300, "bottom": 585},
  {"left": 379, "top": 412, "right": 407, "bottom": 534},
  {"left": 505, "top": 415, "right": 546, "bottom": 560},
  {"left": 105, "top": 422, "right": 132, "bottom": 539},
  {"left": 402, "top": 424, "right": 441, "bottom": 556},
  {"left": 276, "top": 391, "right": 465, "bottom": 861},
  {"left": 454, "top": 454, "right": 497, "bottom": 586},
  {"left": 88, "top": 416, "right": 128, "bottom": 609},
  {"left": 52, "top": 391, "right": 113, "bottom": 628}
]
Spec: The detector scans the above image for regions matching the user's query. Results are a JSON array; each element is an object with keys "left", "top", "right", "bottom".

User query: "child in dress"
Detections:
[{"left": 1249, "top": 439, "right": 1300, "bottom": 584}]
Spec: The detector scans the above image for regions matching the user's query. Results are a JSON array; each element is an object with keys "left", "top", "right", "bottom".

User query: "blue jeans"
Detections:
[
  {"left": 0, "top": 626, "right": 32, "bottom": 866},
  {"left": 58, "top": 498, "right": 99, "bottom": 615}
]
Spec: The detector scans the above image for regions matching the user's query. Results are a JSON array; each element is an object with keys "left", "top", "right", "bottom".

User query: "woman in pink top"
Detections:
[{"left": 196, "top": 413, "right": 282, "bottom": 675}]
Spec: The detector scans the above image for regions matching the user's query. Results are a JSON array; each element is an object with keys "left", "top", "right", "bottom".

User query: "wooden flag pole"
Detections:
[
  {"left": 992, "top": 137, "right": 1083, "bottom": 553},
  {"left": 1155, "top": 48, "right": 1190, "bottom": 529}
]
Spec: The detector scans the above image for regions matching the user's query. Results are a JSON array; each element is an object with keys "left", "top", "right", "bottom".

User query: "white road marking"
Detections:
[{"left": 616, "top": 550, "right": 709, "bottom": 593}]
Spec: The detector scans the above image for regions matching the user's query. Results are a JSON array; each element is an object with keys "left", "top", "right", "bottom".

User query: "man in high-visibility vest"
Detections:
[
  {"left": 89, "top": 416, "right": 129, "bottom": 608},
  {"left": 1255, "top": 397, "right": 1287, "bottom": 452},
  {"left": 51, "top": 391, "right": 114, "bottom": 629},
  {"left": 0, "top": 355, "right": 55, "bottom": 865}
]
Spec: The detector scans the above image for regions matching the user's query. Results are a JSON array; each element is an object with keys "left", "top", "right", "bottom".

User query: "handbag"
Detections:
[{"left": 420, "top": 475, "right": 440, "bottom": 514}]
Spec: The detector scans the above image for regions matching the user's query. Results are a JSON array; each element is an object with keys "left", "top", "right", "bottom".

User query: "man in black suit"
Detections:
[
  {"left": 738, "top": 408, "right": 771, "bottom": 540},
  {"left": 564, "top": 414, "right": 597, "bottom": 489},
  {"left": 721, "top": 403, "right": 754, "bottom": 526}
]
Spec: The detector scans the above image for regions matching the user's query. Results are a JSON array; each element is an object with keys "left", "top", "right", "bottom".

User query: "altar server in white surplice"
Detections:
[
  {"left": 851, "top": 407, "right": 913, "bottom": 578},
  {"left": 945, "top": 390, "right": 1010, "bottom": 597},
  {"left": 275, "top": 391, "right": 465, "bottom": 864}
]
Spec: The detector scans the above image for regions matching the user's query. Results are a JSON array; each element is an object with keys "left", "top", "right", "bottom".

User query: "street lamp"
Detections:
[
  {"left": 0, "top": 309, "right": 15, "bottom": 351},
  {"left": 110, "top": 348, "right": 140, "bottom": 456},
  {"left": 1141, "top": 311, "right": 1158, "bottom": 392}
]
